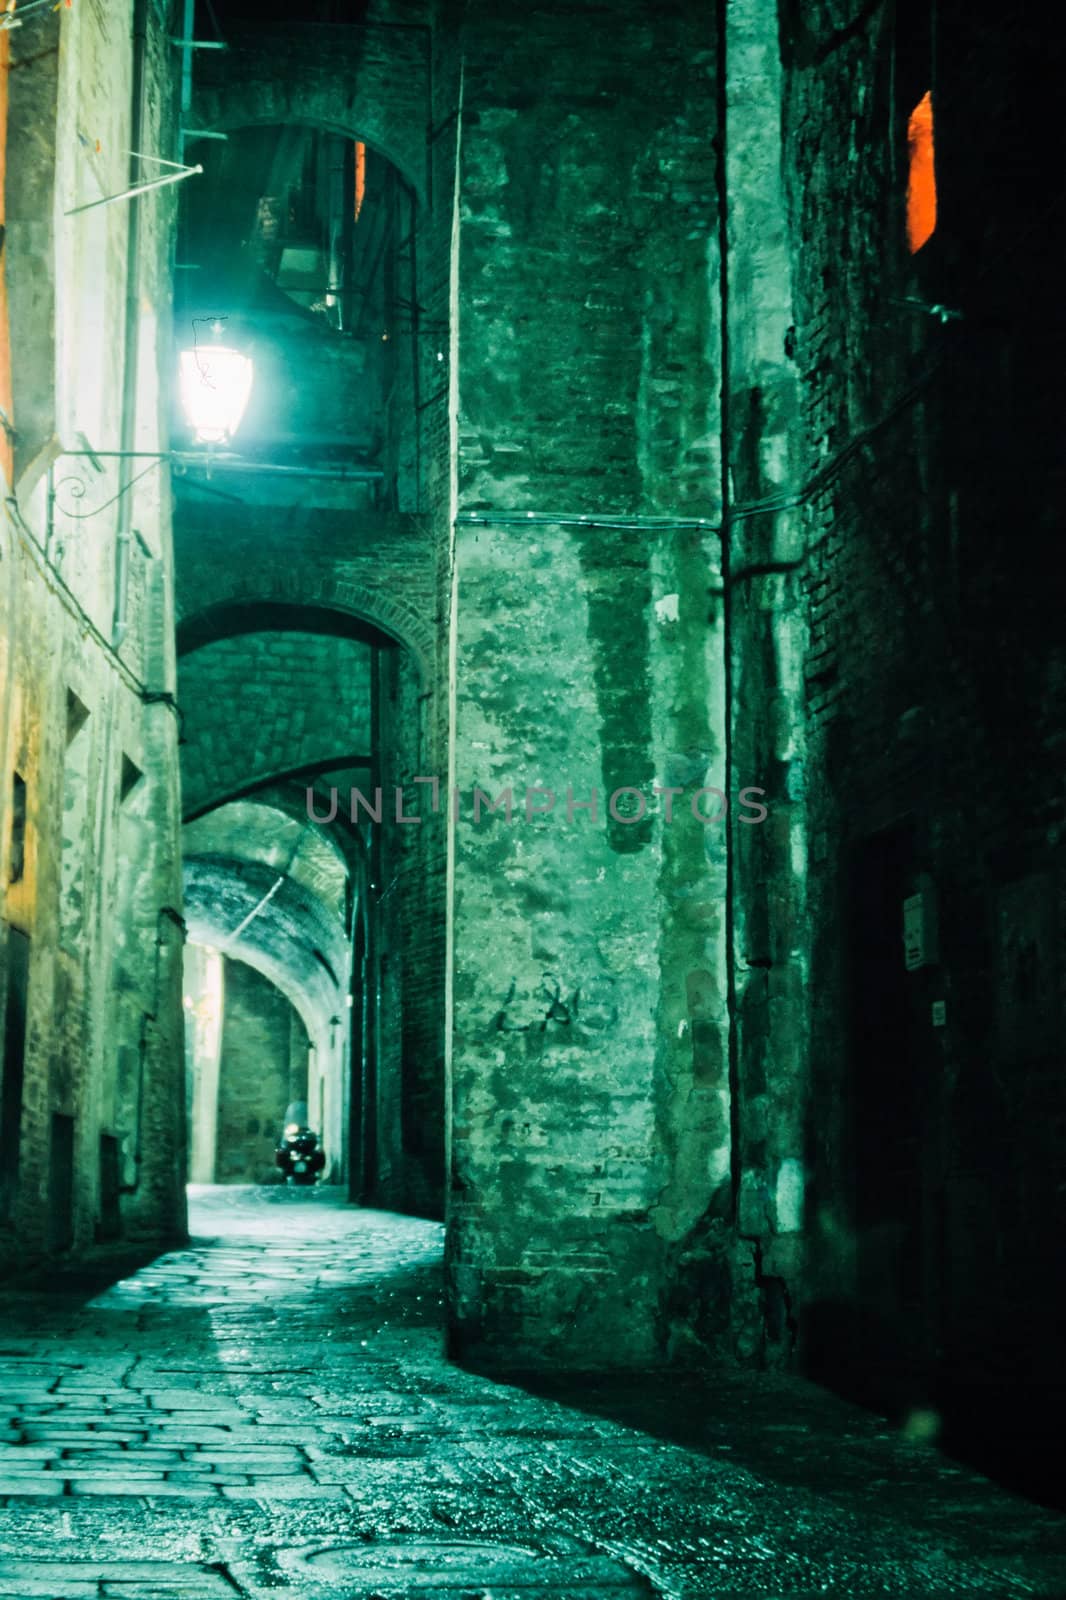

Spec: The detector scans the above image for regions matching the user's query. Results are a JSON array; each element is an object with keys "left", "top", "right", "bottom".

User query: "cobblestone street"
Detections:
[{"left": 0, "top": 1188, "right": 1062, "bottom": 1599}]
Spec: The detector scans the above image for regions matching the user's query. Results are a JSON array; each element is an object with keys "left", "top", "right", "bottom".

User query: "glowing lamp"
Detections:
[{"left": 179, "top": 342, "right": 253, "bottom": 445}]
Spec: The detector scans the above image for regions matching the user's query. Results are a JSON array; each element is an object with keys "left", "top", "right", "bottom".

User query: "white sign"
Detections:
[{"left": 903, "top": 893, "right": 926, "bottom": 970}]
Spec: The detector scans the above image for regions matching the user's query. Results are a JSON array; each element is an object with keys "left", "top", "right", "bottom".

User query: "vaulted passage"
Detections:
[{"left": 170, "top": 35, "right": 447, "bottom": 1215}]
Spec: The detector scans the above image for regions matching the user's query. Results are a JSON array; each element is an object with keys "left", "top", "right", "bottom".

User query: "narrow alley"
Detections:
[
  {"left": 5, "top": 0, "right": 1066, "bottom": 1590},
  {"left": 0, "top": 1189, "right": 1064, "bottom": 1599}
]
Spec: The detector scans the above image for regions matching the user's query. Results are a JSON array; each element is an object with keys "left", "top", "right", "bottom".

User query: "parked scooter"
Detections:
[{"left": 275, "top": 1101, "right": 326, "bottom": 1186}]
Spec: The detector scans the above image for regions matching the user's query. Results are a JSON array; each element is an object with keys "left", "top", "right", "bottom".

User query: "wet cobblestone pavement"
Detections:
[{"left": 0, "top": 1187, "right": 1063, "bottom": 1598}]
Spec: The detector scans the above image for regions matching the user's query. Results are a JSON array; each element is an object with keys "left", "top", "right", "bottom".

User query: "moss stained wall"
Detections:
[
  {"left": 446, "top": 0, "right": 727, "bottom": 1367},
  {"left": 0, "top": 0, "right": 185, "bottom": 1269}
]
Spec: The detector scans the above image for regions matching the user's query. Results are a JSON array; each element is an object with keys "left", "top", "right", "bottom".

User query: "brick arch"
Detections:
[
  {"left": 183, "top": 752, "right": 373, "bottom": 826},
  {"left": 191, "top": 25, "right": 429, "bottom": 201},
  {"left": 176, "top": 576, "right": 434, "bottom": 687},
  {"left": 178, "top": 601, "right": 399, "bottom": 660}
]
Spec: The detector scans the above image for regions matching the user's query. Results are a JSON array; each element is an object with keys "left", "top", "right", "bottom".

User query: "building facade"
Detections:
[{"left": 1, "top": 0, "right": 186, "bottom": 1266}]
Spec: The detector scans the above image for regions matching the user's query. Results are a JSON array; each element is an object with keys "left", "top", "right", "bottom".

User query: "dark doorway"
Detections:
[
  {"left": 48, "top": 1113, "right": 75, "bottom": 1253},
  {"left": 99, "top": 1133, "right": 121, "bottom": 1241},
  {"left": 845, "top": 822, "right": 939, "bottom": 1407},
  {"left": 0, "top": 927, "right": 31, "bottom": 1222},
  {"left": 348, "top": 915, "right": 368, "bottom": 1202}
]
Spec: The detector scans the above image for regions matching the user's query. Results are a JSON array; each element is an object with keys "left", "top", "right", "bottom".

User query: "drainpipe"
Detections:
[
  {"left": 113, "top": 0, "right": 150, "bottom": 650},
  {"left": 120, "top": 906, "right": 187, "bottom": 1195},
  {"left": 715, "top": 0, "right": 739, "bottom": 1220}
]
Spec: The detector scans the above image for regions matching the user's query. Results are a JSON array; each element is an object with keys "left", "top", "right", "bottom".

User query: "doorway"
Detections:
[
  {"left": 0, "top": 927, "right": 30, "bottom": 1222},
  {"left": 847, "top": 821, "right": 939, "bottom": 1400}
]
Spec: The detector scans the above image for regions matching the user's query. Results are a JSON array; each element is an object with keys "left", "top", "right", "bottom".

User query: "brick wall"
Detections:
[
  {"left": 214, "top": 958, "right": 309, "bottom": 1184},
  {"left": 178, "top": 632, "right": 374, "bottom": 817},
  {"left": 772, "top": 0, "right": 1066, "bottom": 1409},
  {"left": 0, "top": 0, "right": 186, "bottom": 1269}
]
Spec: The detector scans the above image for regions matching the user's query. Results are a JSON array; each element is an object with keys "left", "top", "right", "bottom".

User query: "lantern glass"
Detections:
[{"left": 179, "top": 346, "right": 254, "bottom": 444}]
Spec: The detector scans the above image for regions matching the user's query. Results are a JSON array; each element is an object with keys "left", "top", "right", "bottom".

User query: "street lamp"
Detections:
[{"left": 178, "top": 327, "right": 253, "bottom": 445}]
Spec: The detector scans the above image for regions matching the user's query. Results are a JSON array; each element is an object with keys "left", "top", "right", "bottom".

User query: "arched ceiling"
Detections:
[
  {"left": 183, "top": 855, "right": 349, "bottom": 1040},
  {"left": 184, "top": 799, "right": 349, "bottom": 922},
  {"left": 177, "top": 625, "right": 381, "bottom": 1034}
]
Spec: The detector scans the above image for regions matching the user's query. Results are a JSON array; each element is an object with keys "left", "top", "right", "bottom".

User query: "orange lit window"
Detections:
[
  {"left": 354, "top": 140, "right": 366, "bottom": 223},
  {"left": 906, "top": 90, "right": 936, "bottom": 253}
]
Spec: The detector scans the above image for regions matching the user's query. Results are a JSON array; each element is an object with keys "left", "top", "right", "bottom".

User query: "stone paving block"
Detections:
[
  {"left": 0, "top": 1475, "right": 66, "bottom": 1495},
  {"left": 220, "top": 1480, "right": 347, "bottom": 1500},
  {"left": 83, "top": 1447, "right": 185, "bottom": 1463},
  {"left": 53, "top": 1389, "right": 141, "bottom": 1402},
  {"left": 139, "top": 1425, "right": 238, "bottom": 1443},
  {"left": 99, "top": 1589, "right": 239, "bottom": 1599},
  {"left": 21, "top": 1427, "right": 146, "bottom": 1443},
  {"left": 145, "top": 1391, "right": 244, "bottom": 1413},
  {"left": 0, "top": 1576, "right": 99, "bottom": 1597},
  {"left": 67, "top": 1478, "right": 218, "bottom": 1497},
  {"left": 192, "top": 1446, "right": 303, "bottom": 1463},
  {"left": 0, "top": 1191, "right": 1063, "bottom": 1599},
  {"left": 0, "top": 1559, "right": 239, "bottom": 1598},
  {"left": 167, "top": 1470, "right": 251, "bottom": 1485}
]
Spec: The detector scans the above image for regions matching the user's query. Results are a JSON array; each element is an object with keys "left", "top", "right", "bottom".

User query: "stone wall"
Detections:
[
  {"left": 718, "top": 0, "right": 810, "bottom": 1367},
  {"left": 193, "top": 21, "right": 430, "bottom": 201},
  {"left": 445, "top": 0, "right": 728, "bottom": 1368},
  {"left": 178, "top": 631, "right": 375, "bottom": 817},
  {"left": 173, "top": 506, "right": 436, "bottom": 679},
  {"left": 0, "top": 0, "right": 186, "bottom": 1268},
  {"left": 770, "top": 0, "right": 1066, "bottom": 1405},
  {"left": 214, "top": 958, "right": 309, "bottom": 1185}
]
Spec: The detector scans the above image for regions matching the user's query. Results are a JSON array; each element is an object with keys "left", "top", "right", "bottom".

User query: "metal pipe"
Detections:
[
  {"left": 456, "top": 510, "right": 719, "bottom": 531},
  {"left": 45, "top": 464, "right": 55, "bottom": 559},
  {"left": 222, "top": 874, "right": 285, "bottom": 949},
  {"left": 120, "top": 907, "right": 186, "bottom": 1195},
  {"left": 112, "top": 526, "right": 131, "bottom": 645},
  {"left": 64, "top": 164, "right": 201, "bottom": 218},
  {"left": 112, "top": 0, "right": 150, "bottom": 650},
  {"left": 715, "top": 0, "right": 741, "bottom": 1223},
  {"left": 178, "top": 0, "right": 194, "bottom": 163},
  {"left": 171, "top": 454, "right": 385, "bottom": 479}
]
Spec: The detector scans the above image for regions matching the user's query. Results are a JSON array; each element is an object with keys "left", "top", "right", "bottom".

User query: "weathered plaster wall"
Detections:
[
  {"left": 446, "top": 0, "right": 728, "bottom": 1368},
  {"left": 0, "top": 0, "right": 185, "bottom": 1268},
  {"left": 719, "top": 0, "right": 809, "bottom": 1367}
]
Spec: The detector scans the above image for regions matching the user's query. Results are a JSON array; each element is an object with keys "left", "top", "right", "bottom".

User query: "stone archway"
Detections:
[
  {"left": 173, "top": 505, "right": 436, "bottom": 687},
  {"left": 191, "top": 22, "right": 429, "bottom": 201}
]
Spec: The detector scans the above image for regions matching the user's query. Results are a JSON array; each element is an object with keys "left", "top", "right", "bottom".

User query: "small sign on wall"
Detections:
[{"left": 903, "top": 875, "right": 939, "bottom": 970}]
